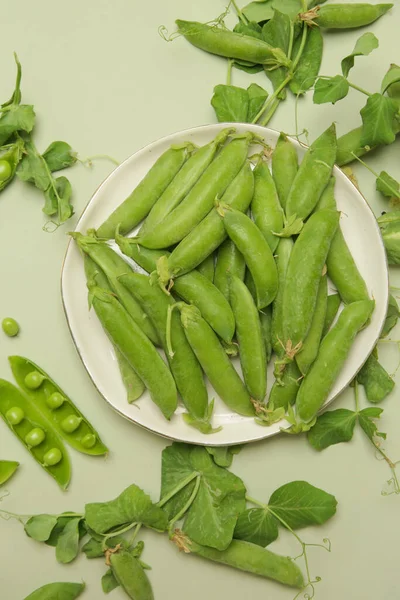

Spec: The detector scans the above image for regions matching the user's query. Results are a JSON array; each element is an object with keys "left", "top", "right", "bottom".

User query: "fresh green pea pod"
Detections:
[
  {"left": 135, "top": 134, "right": 255, "bottom": 249},
  {"left": 289, "top": 27, "right": 323, "bottom": 95},
  {"left": 90, "top": 286, "right": 177, "bottom": 420},
  {"left": 251, "top": 158, "right": 283, "bottom": 252},
  {"left": 272, "top": 133, "right": 298, "bottom": 211},
  {"left": 185, "top": 538, "right": 304, "bottom": 589},
  {"left": 282, "top": 209, "right": 339, "bottom": 348},
  {"left": 322, "top": 293, "right": 341, "bottom": 337},
  {"left": 315, "top": 3, "right": 393, "bottom": 29},
  {"left": 220, "top": 205, "right": 278, "bottom": 309},
  {"left": 315, "top": 177, "right": 370, "bottom": 304},
  {"left": 83, "top": 254, "right": 146, "bottom": 403},
  {"left": 96, "top": 143, "right": 194, "bottom": 238},
  {"left": 260, "top": 307, "right": 273, "bottom": 364},
  {"left": 0, "top": 137, "right": 24, "bottom": 191},
  {"left": 214, "top": 240, "right": 246, "bottom": 301},
  {"left": 230, "top": 276, "right": 266, "bottom": 402},
  {"left": 297, "top": 299, "right": 375, "bottom": 422},
  {"left": 74, "top": 233, "right": 160, "bottom": 345},
  {"left": 0, "top": 379, "right": 70, "bottom": 489},
  {"left": 0, "top": 460, "right": 19, "bottom": 486},
  {"left": 357, "top": 351, "right": 394, "bottom": 403},
  {"left": 9, "top": 356, "right": 108, "bottom": 456},
  {"left": 296, "top": 275, "right": 327, "bottom": 375},
  {"left": 179, "top": 304, "right": 254, "bottom": 416},
  {"left": 158, "top": 161, "right": 254, "bottom": 280},
  {"left": 110, "top": 550, "right": 154, "bottom": 600},
  {"left": 271, "top": 237, "right": 293, "bottom": 357},
  {"left": 268, "top": 361, "right": 302, "bottom": 410},
  {"left": 197, "top": 253, "right": 215, "bottom": 281},
  {"left": 141, "top": 129, "right": 233, "bottom": 234},
  {"left": 285, "top": 124, "right": 337, "bottom": 220},
  {"left": 118, "top": 273, "right": 212, "bottom": 431}
]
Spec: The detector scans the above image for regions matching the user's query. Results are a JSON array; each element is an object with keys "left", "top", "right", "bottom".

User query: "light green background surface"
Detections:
[{"left": 0, "top": 1, "right": 399, "bottom": 598}]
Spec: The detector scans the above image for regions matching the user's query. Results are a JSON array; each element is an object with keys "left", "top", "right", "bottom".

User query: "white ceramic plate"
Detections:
[{"left": 61, "top": 123, "right": 389, "bottom": 446}]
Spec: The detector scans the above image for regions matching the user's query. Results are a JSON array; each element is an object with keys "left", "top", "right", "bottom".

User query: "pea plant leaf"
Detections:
[
  {"left": 341, "top": 33, "right": 379, "bottom": 78},
  {"left": 233, "top": 21, "right": 263, "bottom": 39},
  {"left": 211, "top": 85, "right": 249, "bottom": 123},
  {"left": 84, "top": 483, "right": 168, "bottom": 534},
  {"left": 313, "top": 75, "right": 349, "bottom": 105},
  {"left": 242, "top": 0, "right": 274, "bottom": 23},
  {"left": 381, "top": 63, "right": 400, "bottom": 96},
  {"left": 205, "top": 445, "right": 242, "bottom": 468},
  {"left": 272, "top": 0, "right": 302, "bottom": 18},
  {"left": 247, "top": 83, "right": 269, "bottom": 122},
  {"left": 360, "top": 93, "right": 399, "bottom": 147},
  {"left": 381, "top": 294, "right": 400, "bottom": 338},
  {"left": 268, "top": 481, "right": 338, "bottom": 529},
  {"left": 44, "top": 176, "right": 73, "bottom": 222},
  {"left": 45, "top": 515, "right": 86, "bottom": 547},
  {"left": 358, "top": 407, "right": 386, "bottom": 441},
  {"left": 23, "top": 582, "right": 85, "bottom": 600},
  {"left": 0, "top": 104, "right": 35, "bottom": 146},
  {"left": 234, "top": 507, "right": 279, "bottom": 546},
  {"left": 290, "top": 27, "right": 323, "bottom": 95},
  {"left": 376, "top": 171, "right": 400, "bottom": 199},
  {"left": 24, "top": 514, "right": 58, "bottom": 542},
  {"left": 357, "top": 353, "right": 394, "bottom": 404},
  {"left": 81, "top": 534, "right": 128, "bottom": 559},
  {"left": 233, "top": 61, "right": 264, "bottom": 74},
  {"left": 42, "top": 141, "right": 77, "bottom": 172},
  {"left": 160, "top": 443, "right": 197, "bottom": 520},
  {"left": 56, "top": 517, "right": 82, "bottom": 564},
  {"left": 307, "top": 409, "right": 358, "bottom": 451},
  {"left": 102, "top": 569, "right": 120, "bottom": 594},
  {"left": 262, "top": 10, "right": 291, "bottom": 97}
]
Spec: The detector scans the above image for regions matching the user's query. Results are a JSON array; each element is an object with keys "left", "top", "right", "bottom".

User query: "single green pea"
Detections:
[
  {"left": 46, "top": 392, "right": 65, "bottom": 410},
  {"left": 24, "top": 371, "right": 45, "bottom": 390},
  {"left": 0, "top": 160, "right": 12, "bottom": 181},
  {"left": 43, "top": 448, "right": 62, "bottom": 466},
  {"left": 6, "top": 406, "right": 25, "bottom": 425},
  {"left": 81, "top": 433, "right": 96, "bottom": 449},
  {"left": 2, "top": 317, "right": 20, "bottom": 337},
  {"left": 25, "top": 427, "right": 46, "bottom": 447},
  {"left": 61, "top": 415, "right": 82, "bottom": 433}
]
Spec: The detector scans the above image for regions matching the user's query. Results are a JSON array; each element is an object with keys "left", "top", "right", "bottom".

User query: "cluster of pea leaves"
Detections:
[
  {"left": 3, "top": 443, "right": 337, "bottom": 600},
  {"left": 0, "top": 54, "right": 77, "bottom": 225}
]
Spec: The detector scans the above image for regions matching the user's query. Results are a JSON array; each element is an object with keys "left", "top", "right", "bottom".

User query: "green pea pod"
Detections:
[
  {"left": 0, "top": 460, "right": 19, "bottom": 486},
  {"left": 110, "top": 550, "right": 154, "bottom": 600},
  {"left": 315, "top": 3, "right": 393, "bottom": 29},
  {"left": 0, "top": 379, "right": 71, "bottom": 489},
  {"left": 315, "top": 177, "right": 370, "bottom": 304},
  {"left": 90, "top": 286, "right": 177, "bottom": 420},
  {"left": 289, "top": 27, "right": 323, "bottom": 95},
  {"left": 296, "top": 275, "right": 327, "bottom": 375},
  {"left": 23, "top": 582, "right": 85, "bottom": 600},
  {"left": 214, "top": 239, "right": 246, "bottom": 301},
  {"left": 175, "top": 20, "right": 291, "bottom": 67},
  {"left": 0, "top": 137, "right": 24, "bottom": 191},
  {"left": 271, "top": 238, "right": 293, "bottom": 356},
  {"left": 251, "top": 158, "right": 283, "bottom": 252},
  {"left": 322, "top": 293, "right": 341, "bottom": 337},
  {"left": 118, "top": 273, "right": 212, "bottom": 430},
  {"left": 220, "top": 205, "right": 278, "bottom": 309},
  {"left": 141, "top": 129, "right": 233, "bottom": 234},
  {"left": 179, "top": 304, "right": 254, "bottom": 416},
  {"left": 268, "top": 361, "right": 302, "bottom": 410},
  {"left": 296, "top": 299, "right": 375, "bottom": 422},
  {"left": 272, "top": 133, "right": 298, "bottom": 211},
  {"left": 285, "top": 124, "right": 337, "bottom": 220},
  {"left": 357, "top": 351, "right": 394, "bottom": 403},
  {"left": 158, "top": 161, "right": 254, "bottom": 279},
  {"left": 184, "top": 538, "right": 304, "bottom": 589},
  {"left": 230, "top": 276, "right": 266, "bottom": 402},
  {"left": 9, "top": 356, "right": 108, "bottom": 456},
  {"left": 96, "top": 143, "right": 194, "bottom": 238},
  {"left": 135, "top": 134, "right": 255, "bottom": 249},
  {"left": 260, "top": 306, "right": 273, "bottom": 364},
  {"left": 282, "top": 209, "right": 339, "bottom": 348},
  {"left": 197, "top": 253, "right": 215, "bottom": 281},
  {"left": 73, "top": 233, "right": 160, "bottom": 345},
  {"left": 83, "top": 254, "right": 145, "bottom": 403}
]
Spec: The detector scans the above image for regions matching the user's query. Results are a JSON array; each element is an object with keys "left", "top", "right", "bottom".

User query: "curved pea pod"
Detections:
[
  {"left": 315, "top": 3, "right": 393, "bottom": 29},
  {"left": 220, "top": 205, "right": 278, "bottom": 309},
  {"left": 282, "top": 209, "right": 340, "bottom": 348},
  {"left": 289, "top": 27, "right": 323, "bottom": 95},
  {"left": 214, "top": 239, "right": 246, "bottom": 301},
  {"left": 0, "top": 380, "right": 71, "bottom": 489},
  {"left": 135, "top": 134, "right": 255, "bottom": 249},
  {"left": 322, "top": 293, "right": 341, "bottom": 337},
  {"left": 0, "top": 460, "right": 19, "bottom": 486},
  {"left": 90, "top": 286, "right": 177, "bottom": 420},
  {"left": 251, "top": 158, "right": 283, "bottom": 252},
  {"left": 96, "top": 143, "right": 194, "bottom": 238},
  {"left": 118, "top": 273, "right": 211, "bottom": 431},
  {"left": 296, "top": 275, "right": 327, "bottom": 375},
  {"left": 260, "top": 306, "right": 273, "bottom": 364},
  {"left": 272, "top": 133, "right": 298, "bottom": 211},
  {"left": 296, "top": 299, "right": 375, "bottom": 422},
  {"left": 0, "top": 137, "right": 24, "bottom": 191},
  {"left": 315, "top": 177, "right": 370, "bottom": 304},
  {"left": 271, "top": 237, "right": 293, "bottom": 357},
  {"left": 9, "top": 356, "right": 108, "bottom": 456},
  {"left": 183, "top": 537, "right": 304, "bottom": 589},
  {"left": 268, "top": 361, "right": 302, "bottom": 410},
  {"left": 159, "top": 161, "right": 254, "bottom": 280},
  {"left": 285, "top": 124, "right": 337, "bottom": 220},
  {"left": 141, "top": 129, "right": 233, "bottom": 234},
  {"left": 175, "top": 20, "right": 291, "bottom": 67},
  {"left": 179, "top": 304, "right": 254, "bottom": 417},
  {"left": 197, "top": 253, "right": 215, "bottom": 281},
  {"left": 110, "top": 550, "right": 154, "bottom": 600}
]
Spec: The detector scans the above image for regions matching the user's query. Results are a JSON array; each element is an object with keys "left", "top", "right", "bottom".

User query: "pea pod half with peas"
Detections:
[{"left": 0, "top": 137, "right": 24, "bottom": 191}]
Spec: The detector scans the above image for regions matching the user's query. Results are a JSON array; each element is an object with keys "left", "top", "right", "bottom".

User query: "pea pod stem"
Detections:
[
  {"left": 230, "top": 0, "right": 248, "bottom": 25},
  {"left": 102, "top": 521, "right": 138, "bottom": 551},
  {"left": 168, "top": 475, "right": 201, "bottom": 532},
  {"left": 157, "top": 470, "right": 199, "bottom": 508}
]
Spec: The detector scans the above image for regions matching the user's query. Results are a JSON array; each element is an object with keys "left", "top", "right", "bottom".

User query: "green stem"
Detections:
[
  {"left": 354, "top": 379, "right": 360, "bottom": 413},
  {"left": 129, "top": 523, "right": 142, "bottom": 546},
  {"left": 227, "top": 59, "right": 233, "bottom": 86},
  {"left": 157, "top": 470, "right": 199, "bottom": 508},
  {"left": 351, "top": 153, "right": 400, "bottom": 199},
  {"left": 0, "top": 510, "right": 83, "bottom": 522},
  {"left": 259, "top": 97, "right": 281, "bottom": 127},
  {"left": 288, "top": 22, "right": 295, "bottom": 61},
  {"left": 169, "top": 476, "right": 201, "bottom": 531},
  {"left": 292, "top": 22, "right": 308, "bottom": 73},
  {"left": 347, "top": 81, "right": 372, "bottom": 97},
  {"left": 101, "top": 521, "right": 138, "bottom": 551},
  {"left": 81, "top": 154, "right": 120, "bottom": 167},
  {"left": 230, "top": 0, "right": 248, "bottom": 24}
]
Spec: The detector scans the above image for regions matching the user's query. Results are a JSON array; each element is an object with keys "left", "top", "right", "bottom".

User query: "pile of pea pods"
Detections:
[{"left": 74, "top": 125, "right": 374, "bottom": 434}]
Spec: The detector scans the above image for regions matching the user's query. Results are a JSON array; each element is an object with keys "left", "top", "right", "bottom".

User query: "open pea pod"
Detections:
[
  {"left": 0, "top": 137, "right": 24, "bottom": 191},
  {"left": 0, "top": 459, "right": 19, "bottom": 486},
  {"left": 0, "top": 379, "right": 71, "bottom": 489},
  {"left": 9, "top": 356, "right": 108, "bottom": 456}
]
